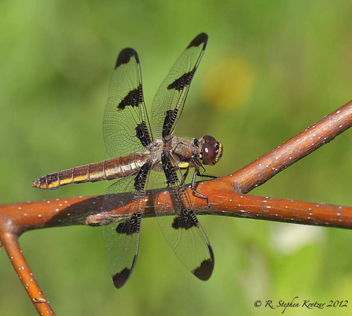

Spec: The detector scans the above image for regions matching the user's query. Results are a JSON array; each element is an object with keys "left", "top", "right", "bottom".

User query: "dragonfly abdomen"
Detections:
[{"left": 32, "top": 153, "right": 148, "bottom": 190}]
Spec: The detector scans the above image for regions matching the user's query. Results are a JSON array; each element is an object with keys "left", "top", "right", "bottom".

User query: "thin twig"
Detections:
[{"left": 0, "top": 231, "right": 54, "bottom": 315}]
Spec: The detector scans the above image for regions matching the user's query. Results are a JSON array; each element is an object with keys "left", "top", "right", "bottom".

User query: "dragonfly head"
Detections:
[{"left": 199, "top": 135, "right": 223, "bottom": 166}]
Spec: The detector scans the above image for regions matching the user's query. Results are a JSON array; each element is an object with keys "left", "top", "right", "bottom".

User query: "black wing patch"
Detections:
[
  {"left": 117, "top": 83, "right": 143, "bottom": 111},
  {"left": 161, "top": 150, "right": 178, "bottom": 185},
  {"left": 162, "top": 109, "right": 178, "bottom": 138},
  {"left": 116, "top": 213, "right": 141, "bottom": 235},
  {"left": 192, "top": 246, "right": 214, "bottom": 281},
  {"left": 134, "top": 161, "right": 152, "bottom": 191},
  {"left": 167, "top": 68, "right": 196, "bottom": 91},
  {"left": 112, "top": 255, "right": 137, "bottom": 289},
  {"left": 187, "top": 33, "right": 208, "bottom": 49},
  {"left": 115, "top": 48, "right": 137, "bottom": 68},
  {"left": 136, "top": 121, "right": 152, "bottom": 147},
  {"left": 172, "top": 208, "right": 199, "bottom": 230}
]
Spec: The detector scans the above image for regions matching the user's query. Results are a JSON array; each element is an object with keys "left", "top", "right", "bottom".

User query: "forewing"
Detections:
[
  {"left": 103, "top": 49, "right": 153, "bottom": 158},
  {"left": 151, "top": 33, "right": 208, "bottom": 139},
  {"left": 152, "top": 152, "right": 214, "bottom": 281},
  {"left": 102, "top": 161, "right": 151, "bottom": 288}
]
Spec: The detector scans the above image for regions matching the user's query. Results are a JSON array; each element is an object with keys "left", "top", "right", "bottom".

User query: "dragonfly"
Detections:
[{"left": 33, "top": 33, "right": 223, "bottom": 288}]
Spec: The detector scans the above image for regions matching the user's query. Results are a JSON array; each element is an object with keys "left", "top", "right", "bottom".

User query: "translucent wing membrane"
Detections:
[
  {"left": 152, "top": 152, "right": 214, "bottom": 281},
  {"left": 151, "top": 33, "right": 208, "bottom": 139},
  {"left": 103, "top": 48, "right": 153, "bottom": 158},
  {"left": 102, "top": 162, "right": 151, "bottom": 288}
]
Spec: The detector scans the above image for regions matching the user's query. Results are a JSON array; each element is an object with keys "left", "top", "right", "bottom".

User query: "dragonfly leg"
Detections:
[
  {"left": 180, "top": 166, "right": 190, "bottom": 186},
  {"left": 196, "top": 171, "right": 217, "bottom": 180},
  {"left": 190, "top": 169, "right": 210, "bottom": 207}
]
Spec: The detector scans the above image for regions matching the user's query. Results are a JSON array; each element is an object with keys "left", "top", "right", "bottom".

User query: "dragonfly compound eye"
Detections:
[{"left": 200, "top": 135, "right": 223, "bottom": 166}]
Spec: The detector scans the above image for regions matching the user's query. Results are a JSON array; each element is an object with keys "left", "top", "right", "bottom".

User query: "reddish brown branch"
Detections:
[
  {"left": 1, "top": 186, "right": 351, "bottom": 234},
  {"left": 0, "top": 100, "right": 351, "bottom": 314},
  {"left": 0, "top": 231, "right": 54, "bottom": 315}
]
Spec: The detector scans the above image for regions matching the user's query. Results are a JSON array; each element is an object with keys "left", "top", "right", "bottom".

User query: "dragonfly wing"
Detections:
[
  {"left": 103, "top": 48, "right": 153, "bottom": 158},
  {"left": 151, "top": 33, "right": 208, "bottom": 139},
  {"left": 102, "top": 161, "right": 151, "bottom": 288},
  {"left": 151, "top": 151, "right": 214, "bottom": 281}
]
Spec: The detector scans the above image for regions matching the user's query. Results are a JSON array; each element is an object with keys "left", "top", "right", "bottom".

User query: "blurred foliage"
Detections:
[{"left": 0, "top": 0, "right": 352, "bottom": 315}]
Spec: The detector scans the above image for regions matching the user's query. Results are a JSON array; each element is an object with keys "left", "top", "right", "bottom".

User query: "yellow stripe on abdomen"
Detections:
[{"left": 32, "top": 153, "right": 149, "bottom": 190}]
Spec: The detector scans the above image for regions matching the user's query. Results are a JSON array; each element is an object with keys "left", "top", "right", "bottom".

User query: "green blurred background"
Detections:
[{"left": 1, "top": 0, "right": 351, "bottom": 315}]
